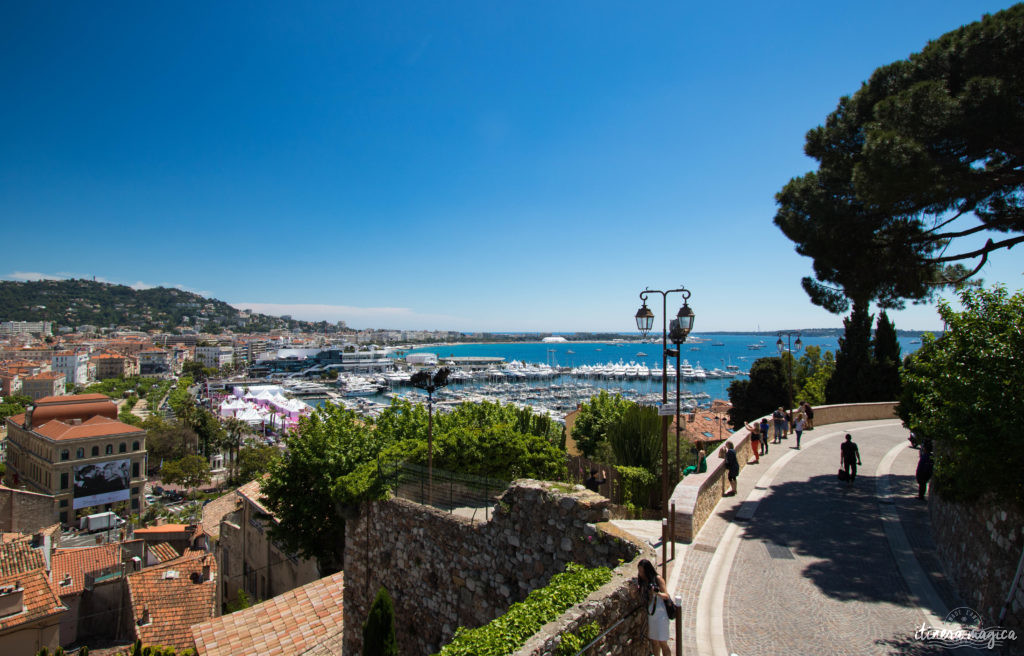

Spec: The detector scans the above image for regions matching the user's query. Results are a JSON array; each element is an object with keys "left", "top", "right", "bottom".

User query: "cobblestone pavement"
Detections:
[{"left": 659, "top": 419, "right": 967, "bottom": 656}]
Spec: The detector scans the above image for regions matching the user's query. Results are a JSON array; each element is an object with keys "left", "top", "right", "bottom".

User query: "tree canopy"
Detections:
[
  {"left": 775, "top": 5, "right": 1024, "bottom": 313},
  {"left": 898, "top": 285, "right": 1023, "bottom": 507}
]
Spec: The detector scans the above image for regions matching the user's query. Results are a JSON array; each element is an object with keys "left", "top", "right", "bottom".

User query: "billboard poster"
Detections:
[{"left": 73, "top": 459, "right": 131, "bottom": 509}]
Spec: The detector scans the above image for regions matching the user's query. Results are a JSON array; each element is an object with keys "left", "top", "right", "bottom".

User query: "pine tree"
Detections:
[
  {"left": 826, "top": 304, "right": 875, "bottom": 403},
  {"left": 872, "top": 311, "right": 902, "bottom": 400},
  {"left": 362, "top": 586, "right": 398, "bottom": 656}
]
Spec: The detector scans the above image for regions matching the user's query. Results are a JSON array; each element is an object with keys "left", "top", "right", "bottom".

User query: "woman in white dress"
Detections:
[{"left": 638, "top": 558, "right": 671, "bottom": 655}]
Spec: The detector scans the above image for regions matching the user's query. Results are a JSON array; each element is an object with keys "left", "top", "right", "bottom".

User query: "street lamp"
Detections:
[
  {"left": 776, "top": 331, "right": 802, "bottom": 410},
  {"left": 409, "top": 367, "right": 451, "bottom": 504},
  {"left": 634, "top": 287, "right": 694, "bottom": 512}
]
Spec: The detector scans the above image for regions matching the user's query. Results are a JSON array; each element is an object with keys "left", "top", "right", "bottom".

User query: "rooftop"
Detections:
[
  {"left": 28, "top": 414, "right": 144, "bottom": 440},
  {"left": 191, "top": 570, "right": 344, "bottom": 656},
  {"left": 51, "top": 543, "right": 124, "bottom": 596},
  {"left": 127, "top": 552, "right": 217, "bottom": 652},
  {"left": 0, "top": 568, "right": 66, "bottom": 633},
  {"left": 0, "top": 540, "right": 47, "bottom": 577}
]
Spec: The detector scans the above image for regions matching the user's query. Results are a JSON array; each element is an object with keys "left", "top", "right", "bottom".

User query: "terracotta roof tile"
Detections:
[
  {"left": 36, "top": 393, "right": 112, "bottom": 404},
  {"left": 148, "top": 542, "right": 180, "bottom": 564},
  {"left": 191, "top": 571, "right": 344, "bottom": 656},
  {"left": 0, "top": 541, "right": 46, "bottom": 577},
  {"left": 201, "top": 490, "right": 241, "bottom": 541},
  {"left": 33, "top": 416, "right": 143, "bottom": 440},
  {"left": 127, "top": 553, "right": 217, "bottom": 652},
  {"left": 51, "top": 543, "right": 124, "bottom": 596},
  {"left": 0, "top": 568, "right": 67, "bottom": 632},
  {"left": 235, "top": 478, "right": 271, "bottom": 516}
]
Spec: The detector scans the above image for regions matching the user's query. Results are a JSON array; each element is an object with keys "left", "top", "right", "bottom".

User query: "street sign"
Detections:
[{"left": 658, "top": 404, "right": 677, "bottom": 416}]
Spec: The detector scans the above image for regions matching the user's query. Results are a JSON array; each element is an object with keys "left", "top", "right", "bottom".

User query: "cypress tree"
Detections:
[
  {"left": 872, "top": 311, "right": 902, "bottom": 400},
  {"left": 362, "top": 586, "right": 398, "bottom": 656},
  {"left": 826, "top": 304, "right": 874, "bottom": 403}
]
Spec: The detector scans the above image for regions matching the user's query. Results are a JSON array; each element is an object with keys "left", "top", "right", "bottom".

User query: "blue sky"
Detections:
[{"left": 2, "top": 2, "right": 1020, "bottom": 332}]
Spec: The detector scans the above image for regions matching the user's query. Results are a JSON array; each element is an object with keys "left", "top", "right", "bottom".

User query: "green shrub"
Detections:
[
  {"left": 436, "top": 563, "right": 611, "bottom": 656},
  {"left": 362, "top": 586, "right": 398, "bottom": 656},
  {"left": 555, "top": 621, "right": 601, "bottom": 656},
  {"left": 615, "top": 466, "right": 655, "bottom": 507}
]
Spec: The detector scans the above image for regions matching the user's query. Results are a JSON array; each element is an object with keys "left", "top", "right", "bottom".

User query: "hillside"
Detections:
[{"left": 0, "top": 279, "right": 317, "bottom": 333}]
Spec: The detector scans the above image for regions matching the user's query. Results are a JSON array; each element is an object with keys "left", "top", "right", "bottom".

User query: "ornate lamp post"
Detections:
[
  {"left": 409, "top": 367, "right": 451, "bottom": 504},
  {"left": 776, "top": 332, "right": 803, "bottom": 410},
  {"left": 635, "top": 288, "right": 694, "bottom": 511}
]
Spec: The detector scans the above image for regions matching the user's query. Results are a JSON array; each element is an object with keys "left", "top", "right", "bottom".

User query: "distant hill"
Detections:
[{"left": 0, "top": 279, "right": 321, "bottom": 333}]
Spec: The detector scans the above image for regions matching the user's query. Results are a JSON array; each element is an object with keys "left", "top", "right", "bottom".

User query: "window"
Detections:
[
  {"left": 132, "top": 462, "right": 140, "bottom": 477},
  {"left": 132, "top": 441, "right": 140, "bottom": 451},
  {"left": 60, "top": 499, "right": 68, "bottom": 508},
  {"left": 61, "top": 449, "right": 69, "bottom": 461},
  {"left": 119, "top": 442, "right": 127, "bottom": 453},
  {"left": 105, "top": 444, "right": 113, "bottom": 455},
  {"left": 131, "top": 498, "right": 139, "bottom": 510},
  {"left": 60, "top": 473, "right": 69, "bottom": 490},
  {"left": 91, "top": 446, "right": 99, "bottom": 457},
  {"left": 131, "top": 486, "right": 139, "bottom": 495},
  {"left": 77, "top": 448, "right": 85, "bottom": 459},
  {"left": 59, "top": 512, "right": 68, "bottom": 524}
]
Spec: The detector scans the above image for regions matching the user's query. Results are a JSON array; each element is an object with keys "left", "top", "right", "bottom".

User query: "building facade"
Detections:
[
  {"left": 22, "top": 372, "right": 66, "bottom": 401},
  {"left": 195, "top": 345, "right": 234, "bottom": 370},
  {"left": 3, "top": 395, "right": 147, "bottom": 525},
  {"left": 52, "top": 352, "right": 90, "bottom": 386}
]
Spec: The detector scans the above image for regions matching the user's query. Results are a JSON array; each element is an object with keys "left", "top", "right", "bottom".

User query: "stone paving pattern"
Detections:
[{"left": 661, "top": 419, "right": 972, "bottom": 656}]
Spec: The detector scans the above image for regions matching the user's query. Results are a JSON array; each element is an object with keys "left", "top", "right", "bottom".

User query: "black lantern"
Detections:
[
  {"left": 675, "top": 302, "right": 695, "bottom": 338},
  {"left": 635, "top": 303, "right": 655, "bottom": 337}
]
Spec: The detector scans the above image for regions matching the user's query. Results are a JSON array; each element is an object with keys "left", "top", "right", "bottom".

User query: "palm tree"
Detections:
[{"left": 222, "top": 417, "right": 250, "bottom": 482}]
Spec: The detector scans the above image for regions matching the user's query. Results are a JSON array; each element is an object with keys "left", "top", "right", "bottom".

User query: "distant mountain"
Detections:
[{"left": 0, "top": 279, "right": 323, "bottom": 333}]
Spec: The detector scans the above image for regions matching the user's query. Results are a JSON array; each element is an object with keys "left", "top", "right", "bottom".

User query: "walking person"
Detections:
[
  {"left": 804, "top": 402, "right": 815, "bottom": 430},
  {"left": 584, "top": 467, "right": 606, "bottom": 494},
  {"left": 840, "top": 434, "right": 861, "bottom": 483},
  {"left": 916, "top": 446, "right": 934, "bottom": 500},
  {"left": 721, "top": 441, "right": 739, "bottom": 496},
  {"left": 745, "top": 421, "right": 761, "bottom": 464},
  {"left": 794, "top": 413, "right": 805, "bottom": 449},
  {"left": 638, "top": 559, "right": 672, "bottom": 656},
  {"left": 772, "top": 407, "right": 786, "bottom": 443},
  {"left": 760, "top": 417, "right": 771, "bottom": 449}
]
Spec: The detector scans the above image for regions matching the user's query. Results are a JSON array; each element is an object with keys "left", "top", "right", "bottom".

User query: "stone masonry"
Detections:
[
  {"left": 343, "top": 480, "right": 646, "bottom": 655},
  {"left": 930, "top": 493, "right": 1024, "bottom": 635}
]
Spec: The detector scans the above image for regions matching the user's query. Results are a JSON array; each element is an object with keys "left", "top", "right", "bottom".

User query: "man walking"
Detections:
[{"left": 840, "top": 434, "right": 862, "bottom": 483}]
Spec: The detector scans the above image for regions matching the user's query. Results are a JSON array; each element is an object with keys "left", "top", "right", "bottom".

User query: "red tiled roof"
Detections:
[
  {"left": 0, "top": 540, "right": 47, "bottom": 577},
  {"left": 148, "top": 542, "right": 180, "bottom": 564},
  {"left": 51, "top": 543, "right": 124, "bottom": 597},
  {"left": 25, "top": 372, "right": 64, "bottom": 380},
  {"left": 235, "top": 479, "right": 271, "bottom": 516},
  {"left": 127, "top": 553, "right": 217, "bottom": 653},
  {"left": 0, "top": 568, "right": 67, "bottom": 632},
  {"left": 200, "top": 490, "right": 241, "bottom": 541},
  {"left": 33, "top": 416, "right": 143, "bottom": 440},
  {"left": 36, "top": 393, "right": 112, "bottom": 404},
  {"left": 191, "top": 571, "right": 344, "bottom": 656}
]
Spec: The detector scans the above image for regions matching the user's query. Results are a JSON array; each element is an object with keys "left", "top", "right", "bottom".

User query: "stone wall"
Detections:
[
  {"left": 0, "top": 485, "right": 55, "bottom": 532},
  {"left": 812, "top": 401, "right": 898, "bottom": 426},
  {"left": 930, "top": 494, "right": 1024, "bottom": 635},
  {"left": 669, "top": 427, "right": 753, "bottom": 543},
  {"left": 343, "top": 480, "right": 648, "bottom": 655},
  {"left": 669, "top": 402, "right": 900, "bottom": 543}
]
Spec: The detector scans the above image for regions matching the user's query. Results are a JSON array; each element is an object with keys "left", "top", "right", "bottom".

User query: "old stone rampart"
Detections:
[
  {"left": 343, "top": 480, "right": 652, "bottom": 655},
  {"left": 669, "top": 402, "right": 898, "bottom": 542},
  {"left": 930, "top": 494, "right": 1024, "bottom": 636}
]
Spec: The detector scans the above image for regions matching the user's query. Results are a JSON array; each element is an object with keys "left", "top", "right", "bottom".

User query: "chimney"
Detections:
[
  {"left": 24, "top": 405, "right": 34, "bottom": 429},
  {"left": 0, "top": 584, "right": 24, "bottom": 619}
]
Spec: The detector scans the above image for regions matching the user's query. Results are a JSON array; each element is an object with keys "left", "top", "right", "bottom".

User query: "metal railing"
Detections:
[{"left": 378, "top": 460, "right": 510, "bottom": 524}]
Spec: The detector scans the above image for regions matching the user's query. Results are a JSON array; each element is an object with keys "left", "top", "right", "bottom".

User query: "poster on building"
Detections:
[{"left": 73, "top": 459, "right": 130, "bottom": 509}]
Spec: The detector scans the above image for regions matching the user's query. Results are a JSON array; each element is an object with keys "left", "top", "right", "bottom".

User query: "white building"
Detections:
[
  {"left": 51, "top": 352, "right": 90, "bottom": 385},
  {"left": 195, "top": 345, "right": 234, "bottom": 370},
  {"left": 0, "top": 321, "right": 53, "bottom": 337}
]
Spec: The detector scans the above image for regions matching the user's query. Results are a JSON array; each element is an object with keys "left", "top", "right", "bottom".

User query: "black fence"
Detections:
[{"left": 378, "top": 460, "right": 510, "bottom": 524}]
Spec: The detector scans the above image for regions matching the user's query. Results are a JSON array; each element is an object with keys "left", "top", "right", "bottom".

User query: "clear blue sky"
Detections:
[{"left": 2, "top": 2, "right": 1020, "bottom": 331}]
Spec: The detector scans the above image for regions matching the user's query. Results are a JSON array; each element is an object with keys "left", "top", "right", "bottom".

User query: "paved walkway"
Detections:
[{"left": 618, "top": 419, "right": 969, "bottom": 656}]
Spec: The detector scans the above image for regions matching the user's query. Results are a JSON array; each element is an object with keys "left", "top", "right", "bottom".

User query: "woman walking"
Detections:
[
  {"left": 638, "top": 558, "right": 672, "bottom": 656},
  {"left": 794, "top": 413, "right": 805, "bottom": 449}
]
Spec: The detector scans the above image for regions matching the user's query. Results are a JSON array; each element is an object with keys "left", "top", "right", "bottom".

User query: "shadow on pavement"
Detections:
[{"left": 724, "top": 472, "right": 921, "bottom": 606}]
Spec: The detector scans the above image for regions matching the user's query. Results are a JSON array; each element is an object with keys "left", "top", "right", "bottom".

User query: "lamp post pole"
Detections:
[
  {"left": 775, "top": 332, "right": 802, "bottom": 410},
  {"left": 635, "top": 288, "right": 694, "bottom": 513},
  {"left": 410, "top": 367, "right": 451, "bottom": 505}
]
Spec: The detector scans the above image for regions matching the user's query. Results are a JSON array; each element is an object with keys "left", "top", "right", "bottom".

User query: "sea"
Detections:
[{"left": 393, "top": 333, "right": 925, "bottom": 404}]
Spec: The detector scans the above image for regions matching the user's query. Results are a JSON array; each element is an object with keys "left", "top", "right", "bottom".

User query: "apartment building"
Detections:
[
  {"left": 3, "top": 394, "right": 147, "bottom": 525},
  {"left": 92, "top": 353, "right": 139, "bottom": 379},
  {"left": 138, "top": 349, "right": 172, "bottom": 377},
  {"left": 195, "top": 345, "right": 233, "bottom": 370},
  {"left": 52, "top": 352, "right": 90, "bottom": 386},
  {"left": 22, "top": 372, "right": 66, "bottom": 401}
]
